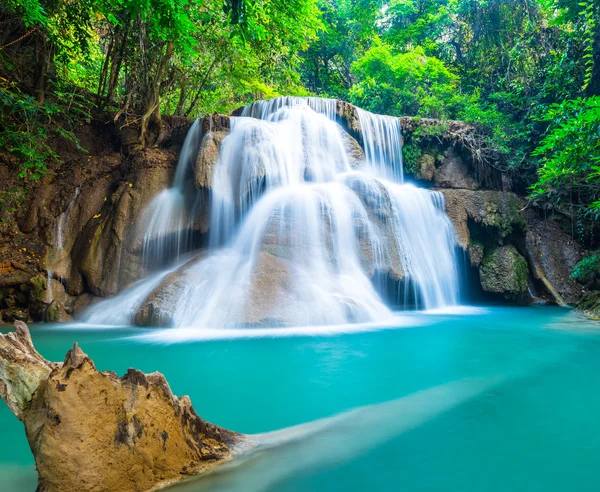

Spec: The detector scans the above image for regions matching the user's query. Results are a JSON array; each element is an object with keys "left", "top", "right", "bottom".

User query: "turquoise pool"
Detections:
[{"left": 1, "top": 306, "right": 599, "bottom": 491}]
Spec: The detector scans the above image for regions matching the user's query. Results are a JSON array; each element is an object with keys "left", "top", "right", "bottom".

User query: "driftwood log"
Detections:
[{"left": 0, "top": 321, "right": 251, "bottom": 491}]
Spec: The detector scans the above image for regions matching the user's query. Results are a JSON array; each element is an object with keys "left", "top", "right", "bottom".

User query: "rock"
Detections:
[
  {"left": 195, "top": 129, "right": 229, "bottom": 189},
  {"left": 524, "top": 218, "right": 584, "bottom": 304},
  {"left": 479, "top": 245, "right": 529, "bottom": 300},
  {"left": 241, "top": 251, "right": 295, "bottom": 325},
  {"left": 0, "top": 321, "right": 58, "bottom": 418},
  {"left": 341, "top": 131, "right": 365, "bottom": 169},
  {"left": 45, "top": 299, "right": 72, "bottom": 322},
  {"left": 468, "top": 242, "right": 484, "bottom": 268},
  {"left": 575, "top": 291, "right": 600, "bottom": 320},
  {"left": 72, "top": 148, "right": 177, "bottom": 297},
  {"left": 433, "top": 149, "right": 478, "bottom": 190},
  {"left": 416, "top": 154, "right": 435, "bottom": 181},
  {"left": 0, "top": 261, "right": 36, "bottom": 289},
  {"left": 440, "top": 189, "right": 526, "bottom": 249},
  {"left": 335, "top": 100, "right": 362, "bottom": 137},
  {"left": 0, "top": 322, "right": 250, "bottom": 491},
  {"left": 28, "top": 274, "right": 70, "bottom": 319},
  {"left": 0, "top": 308, "right": 30, "bottom": 323},
  {"left": 65, "top": 292, "right": 102, "bottom": 315}
]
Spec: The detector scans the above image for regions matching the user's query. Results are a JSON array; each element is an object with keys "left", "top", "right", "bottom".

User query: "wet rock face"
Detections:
[
  {"left": 524, "top": 218, "right": 584, "bottom": 304},
  {"left": 416, "top": 154, "right": 436, "bottom": 181},
  {"left": 0, "top": 322, "right": 248, "bottom": 491},
  {"left": 195, "top": 130, "right": 230, "bottom": 190},
  {"left": 72, "top": 148, "right": 178, "bottom": 298},
  {"left": 479, "top": 245, "right": 529, "bottom": 300}
]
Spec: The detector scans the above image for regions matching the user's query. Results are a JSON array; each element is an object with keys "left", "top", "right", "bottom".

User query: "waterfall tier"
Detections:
[{"left": 85, "top": 97, "right": 459, "bottom": 328}]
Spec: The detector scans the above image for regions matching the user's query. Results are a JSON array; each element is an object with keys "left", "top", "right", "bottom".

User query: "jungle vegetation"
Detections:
[{"left": 0, "top": 0, "right": 599, "bottom": 244}]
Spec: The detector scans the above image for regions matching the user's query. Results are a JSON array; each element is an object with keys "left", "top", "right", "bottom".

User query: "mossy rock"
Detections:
[
  {"left": 29, "top": 274, "right": 48, "bottom": 304},
  {"left": 575, "top": 291, "right": 600, "bottom": 321},
  {"left": 45, "top": 300, "right": 71, "bottom": 323},
  {"left": 479, "top": 245, "right": 529, "bottom": 299}
]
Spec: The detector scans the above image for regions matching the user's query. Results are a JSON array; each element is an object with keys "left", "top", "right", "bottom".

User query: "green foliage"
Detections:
[
  {"left": 402, "top": 143, "right": 422, "bottom": 176},
  {"left": 0, "top": 188, "right": 27, "bottom": 223},
  {"left": 349, "top": 42, "right": 458, "bottom": 118},
  {"left": 0, "top": 84, "right": 83, "bottom": 180},
  {"left": 2, "top": 0, "right": 599, "bottom": 245},
  {"left": 571, "top": 253, "right": 600, "bottom": 285},
  {"left": 530, "top": 96, "right": 600, "bottom": 216}
]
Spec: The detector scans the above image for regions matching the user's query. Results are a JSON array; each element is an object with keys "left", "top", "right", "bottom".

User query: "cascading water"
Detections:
[
  {"left": 47, "top": 186, "right": 80, "bottom": 302},
  {"left": 84, "top": 97, "right": 459, "bottom": 328},
  {"left": 140, "top": 118, "right": 204, "bottom": 267}
]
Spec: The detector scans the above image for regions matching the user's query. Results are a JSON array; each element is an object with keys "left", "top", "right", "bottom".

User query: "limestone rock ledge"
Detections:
[{"left": 0, "top": 322, "right": 251, "bottom": 491}]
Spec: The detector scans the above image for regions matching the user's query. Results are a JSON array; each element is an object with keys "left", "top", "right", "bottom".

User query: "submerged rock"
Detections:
[
  {"left": 0, "top": 322, "right": 249, "bottom": 491},
  {"left": 479, "top": 245, "right": 529, "bottom": 300}
]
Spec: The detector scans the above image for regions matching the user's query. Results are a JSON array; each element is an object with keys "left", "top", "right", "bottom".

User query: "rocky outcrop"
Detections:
[
  {"left": 440, "top": 189, "right": 526, "bottom": 249},
  {"left": 433, "top": 149, "right": 479, "bottom": 190},
  {"left": 195, "top": 130, "right": 229, "bottom": 189},
  {"left": 479, "top": 245, "right": 529, "bottom": 300},
  {"left": 0, "top": 322, "right": 250, "bottom": 491},
  {"left": 71, "top": 148, "right": 178, "bottom": 297},
  {"left": 524, "top": 218, "right": 584, "bottom": 305},
  {"left": 0, "top": 113, "right": 199, "bottom": 322}
]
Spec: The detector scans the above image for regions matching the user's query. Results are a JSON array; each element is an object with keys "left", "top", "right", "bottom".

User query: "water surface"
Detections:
[{"left": 1, "top": 306, "right": 599, "bottom": 491}]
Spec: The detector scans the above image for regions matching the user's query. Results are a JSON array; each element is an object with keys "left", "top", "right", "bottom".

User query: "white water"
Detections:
[
  {"left": 84, "top": 97, "right": 460, "bottom": 328},
  {"left": 140, "top": 118, "right": 204, "bottom": 267},
  {"left": 47, "top": 186, "right": 80, "bottom": 302}
]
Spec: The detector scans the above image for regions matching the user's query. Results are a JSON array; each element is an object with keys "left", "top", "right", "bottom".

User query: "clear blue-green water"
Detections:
[{"left": 2, "top": 306, "right": 600, "bottom": 491}]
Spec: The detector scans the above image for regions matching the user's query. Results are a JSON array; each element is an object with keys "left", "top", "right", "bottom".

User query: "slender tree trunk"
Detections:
[
  {"left": 97, "top": 34, "right": 114, "bottom": 102},
  {"left": 140, "top": 40, "right": 174, "bottom": 146},
  {"left": 106, "top": 20, "right": 131, "bottom": 105},
  {"left": 34, "top": 32, "right": 49, "bottom": 104}
]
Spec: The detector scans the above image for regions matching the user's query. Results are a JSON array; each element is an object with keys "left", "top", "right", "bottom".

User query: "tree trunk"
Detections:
[{"left": 139, "top": 40, "right": 175, "bottom": 147}]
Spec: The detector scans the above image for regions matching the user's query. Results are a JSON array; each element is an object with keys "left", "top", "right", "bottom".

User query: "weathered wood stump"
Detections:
[{"left": 0, "top": 321, "right": 251, "bottom": 491}]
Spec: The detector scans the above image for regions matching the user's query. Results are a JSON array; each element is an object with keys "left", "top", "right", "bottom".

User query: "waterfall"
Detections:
[
  {"left": 47, "top": 186, "right": 80, "bottom": 302},
  {"left": 140, "top": 119, "right": 204, "bottom": 267},
  {"left": 83, "top": 97, "right": 460, "bottom": 328},
  {"left": 355, "top": 108, "right": 404, "bottom": 182}
]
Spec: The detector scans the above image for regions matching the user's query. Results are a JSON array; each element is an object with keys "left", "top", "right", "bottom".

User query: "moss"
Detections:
[
  {"left": 575, "top": 291, "right": 600, "bottom": 321},
  {"left": 402, "top": 142, "right": 422, "bottom": 175},
  {"left": 514, "top": 250, "right": 529, "bottom": 288},
  {"left": 499, "top": 195, "right": 526, "bottom": 238},
  {"left": 571, "top": 253, "right": 600, "bottom": 286},
  {"left": 479, "top": 245, "right": 528, "bottom": 297},
  {"left": 29, "top": 274, "right": 48, "bottom": 303}
]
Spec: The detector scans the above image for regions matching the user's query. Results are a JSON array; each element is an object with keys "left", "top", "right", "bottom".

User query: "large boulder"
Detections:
[
  {"left": 195, "top": 114, "right": 231, "bottom": 191},
  {"left": 0, "top": 322, "right": 249, "bottom": 491},
  {"left": 45, "top": 299, "right": 72, "bottom": 322},
  {"left": 479, "top": 245, "right": 529, "bottom": 300}
]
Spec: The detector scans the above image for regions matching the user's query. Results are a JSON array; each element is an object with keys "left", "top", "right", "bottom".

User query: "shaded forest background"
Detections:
[{"left": 0, "top": 0, "right": 599, "bottom": 247}]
